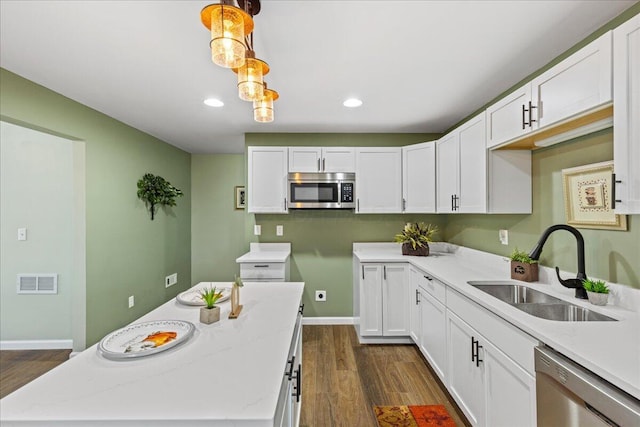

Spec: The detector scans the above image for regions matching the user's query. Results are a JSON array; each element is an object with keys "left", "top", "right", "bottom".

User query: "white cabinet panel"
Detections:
[
  {"left": 288, "top": 147, "right": 355, "bottom": 173},
  {"left": 486, "top": 85, "right": 532, "bottom": 149},
  {"left": 360, "top": 264, "right": 383, "bottom": 336},
  {"left": 409, "top": 268, "right": 421, "bottom": 344},
  {"left": 323, "top": 147, "right": 355, "bottom": 172},
  {"left": 614, "top": 15, "right": 640, "bottom": 214},
  {"left": 458, "top": 114, "right": 487, "bottom": 213},
  {"left": 436, "top": 131, "right": 458, "bottom": 212},
  {"left": 355, "top": 148, "right": 402, "bottom": 213},
  {"left": 402, "top": 141, "right": 436, "bottom": 213},
  {"left": 248, "top": 147, "right": 288, "bottom": 213},
  {"left": 288, "top": 147, "right": 322, "bottom": 172},
  {"left": 420, "top": 289, "right": 447, "bottom": 382},
  {"left": 382, "top": 264, "right": 410, "bottom": 336}
]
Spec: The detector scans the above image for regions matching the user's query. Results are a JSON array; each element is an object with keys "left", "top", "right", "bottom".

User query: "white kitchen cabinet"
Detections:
[
  {"left": 437, "top": 112, "right": 487, "bottom": 213},
  {"left": 356, "top": 262, "right": 409, "bottom": 339},
  {"left": 418, "top": 276, "right": 447, "bottom": 383},
  {"left": 613, "top": 14, "right": 640, "bottom": 214},
  {"left": 276, "top": 309, "right": 303, "bottom": 427},
  {"left": 409, "top": 268, "right": 421, "bottom": 344},
  {"left": 486, "top": 32, "right": 612, "bottom": 149},
  {"left": 247, "top": 146, "right": 288, "bottom": 213},
  {"left": 355, "top": 147, "right": 402, "bottom": 213},
  {"left": 402, "top": 141, "right": 436, "bottom": 213},
  {"left": 288, "top": 147, "right": 355, "bottom": 173}
]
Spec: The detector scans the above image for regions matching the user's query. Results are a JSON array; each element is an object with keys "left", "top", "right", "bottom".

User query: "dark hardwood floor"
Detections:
[
  {"left": 1, "top": 326, "right": 469, "bottom": 426},
  {"left": 0, "top": 349, "right": 71, "bottom": 399},
  {"left": 301, "top": 325, "right": 469, "bottom": 427}
]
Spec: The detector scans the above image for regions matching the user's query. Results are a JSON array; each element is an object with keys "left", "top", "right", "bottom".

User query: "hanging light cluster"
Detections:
[{"left": 201, "top": 0, "right": 278, "bottom": 123}]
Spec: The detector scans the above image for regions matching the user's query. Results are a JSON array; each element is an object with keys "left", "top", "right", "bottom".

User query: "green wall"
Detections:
[{"left": 0, "top": 69, "right": 192, "bottom": 346}]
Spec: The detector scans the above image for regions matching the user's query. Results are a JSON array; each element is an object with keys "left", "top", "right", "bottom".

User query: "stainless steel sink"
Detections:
[{"left": 468, "top": 281, "right": 616, "bottom": 322}]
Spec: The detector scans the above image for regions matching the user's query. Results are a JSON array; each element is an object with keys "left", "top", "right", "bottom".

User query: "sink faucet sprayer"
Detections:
[{"left": 528, "top": 224, "right": 588, "bottom": 299}]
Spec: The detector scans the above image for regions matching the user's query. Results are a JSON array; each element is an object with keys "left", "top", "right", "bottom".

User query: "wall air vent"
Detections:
[{"left": 17, "top": 274, "right": 58, "bottom": 294}]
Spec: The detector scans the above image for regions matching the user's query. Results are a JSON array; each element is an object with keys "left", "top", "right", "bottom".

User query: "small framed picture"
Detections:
[
  {"left": 562, "top": 161, "right": 627, "bottom": 230},
  {"left": 235, "top": 186, "right": 246, "bottom": 210}
]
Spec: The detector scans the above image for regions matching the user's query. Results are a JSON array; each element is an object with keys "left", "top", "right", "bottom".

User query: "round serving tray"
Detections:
[
  {"left": 97, "top": 319, "right": 195, "bottom": 360},
  {"left": 176, "top": 286, "right": 231, "bottom": 306}
]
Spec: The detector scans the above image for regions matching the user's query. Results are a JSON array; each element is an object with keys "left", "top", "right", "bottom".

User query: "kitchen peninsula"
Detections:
[{"left": 0, "top": 282, "right": 304, "bottom": 426}]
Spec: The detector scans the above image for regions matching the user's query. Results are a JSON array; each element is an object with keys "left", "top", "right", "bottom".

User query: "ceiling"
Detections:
[{"left": 0, "top": 1, "right": 635, "bottom": 154}]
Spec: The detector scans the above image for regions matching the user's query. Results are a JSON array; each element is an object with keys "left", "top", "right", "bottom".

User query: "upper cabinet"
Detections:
[
  {"left": 613, "top": 14, "right": 640, "bottom": 215},
  {"left": 247, "top": 146, "right": 289, "bottom": 213},
  {"left": 288, "top": 147, "right": 355, "bottom": 173},
  {"left": 437, "top": 113, "right": 488, "bottom": 213},
  {"left": 487, "top": 32, "right": 613, "bottom": 149},
  {"left": 402, "top": 141, "right": 436, "bottom": 213},
  {"left": 355, "top": 147, "right": 402, "bottom": 213}
]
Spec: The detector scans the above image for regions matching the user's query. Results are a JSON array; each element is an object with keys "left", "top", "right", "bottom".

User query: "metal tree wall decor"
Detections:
[{"left": 136, "top": 173, "right": 184, "bottom": 220}]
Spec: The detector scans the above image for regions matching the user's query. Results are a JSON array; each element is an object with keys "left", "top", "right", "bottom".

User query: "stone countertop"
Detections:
[
  {"left": 236, "top": 243, "right": 291, "bottom": 263},
  {"left": 0, "top": 282, "right": 305, "bottom": 426},
  {"left": 354, "top": 242, "right": 640, "bottom": 399}
]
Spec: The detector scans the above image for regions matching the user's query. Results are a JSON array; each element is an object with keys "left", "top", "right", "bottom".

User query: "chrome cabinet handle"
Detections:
[
  {"left": 322, "top": 158, "right": 326, "bottom": 171},
  {"left": 317, "top": 158, "right": 321, "bottom": 171},
  {"left": 286, "top": 355, "right": 295, "bottom": 379},
  {"left": 284, "top": 198, "right": 287, "bottom": 210},
  {"left": 402, "top": 198, "right": 406, "bottom": 211},
  {"left": 415, "top": 289, "right": 420, "bottom": 305},
  {"left": 383, "top": 265, "right": 387, "bottom": 280}
]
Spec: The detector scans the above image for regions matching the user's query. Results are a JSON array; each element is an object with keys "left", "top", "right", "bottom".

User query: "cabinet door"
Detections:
[
  {"left": 458, "top": 113, "right": 487, "bottom": 213},
  {"left": 402, "top": 142, "right": 436, "bottom": 213},
  {"left": 382, "top": 264, "right": 410, "bottom": 336},
  {"left": 436, "top": 132, "right": 458, "bottom": 212},
  {"left": 288, "top": 147, "right": 321, "bottom": 173},
  {"left": 614, "top": 15, "right": 640, "bottom": 214},
  {"left": 355, "top": 148, "right": 402, "bottom": 213},
  {"left": 484, "top": 342, "right": 536, "bottom": 427},
  {"left": 322, "top": 147, "right": 355, "bottom": 172},
  {"left": 532, "top": 32, "right": 612, "bottom": 129},
  {"left": 409, "top": 268, "right": 421, "bottom": 344},
  {"left": 248, "top": 147, "right": 288, "bottom": 213},
  {"left": 360, "top": 264, "right": 383, "bottom": 336},
  {"left": 486, "top": 84, "right": 532, "bottom": 148},
  {"left": 447, "top": 311, "right": 485, "bottom": 427},
  {"left": 420, "top": 290, "right": 447, "bottom": 383}
]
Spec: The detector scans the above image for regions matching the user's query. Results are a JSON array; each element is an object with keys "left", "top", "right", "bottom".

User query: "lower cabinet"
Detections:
[{"left": 275, "top": 309, "right": 303, "bottom": 427}]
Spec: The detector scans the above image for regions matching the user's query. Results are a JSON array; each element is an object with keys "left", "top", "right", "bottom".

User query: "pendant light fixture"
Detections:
[
  {"left": 253, "top": 83, "right": 279, "bottom": 123},
  {"left": 234, "top": 49, "right": 269, "bottom": 101},
  {"left": 201, "top": 1, "right": 254, "bottom": 69}
]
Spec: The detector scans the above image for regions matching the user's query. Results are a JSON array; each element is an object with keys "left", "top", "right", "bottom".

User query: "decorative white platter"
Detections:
[
  {"left": 176, "top": 286, "right": 231, "bottom": 306},
  {"left": 97, "top": 320, "right": 195, "bottom": 360}
]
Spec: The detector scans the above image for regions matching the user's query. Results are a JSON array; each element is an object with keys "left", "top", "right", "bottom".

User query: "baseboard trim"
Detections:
[
  {"left": 302, "top": 317, "right": 355, "bottom": 325},
  {"left": 0, "top": 339, "right": 73, "bottom": 350}
]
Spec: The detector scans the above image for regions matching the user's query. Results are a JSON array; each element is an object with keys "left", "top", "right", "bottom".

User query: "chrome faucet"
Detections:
[{"left": 528, "top": 224, "right": 588, "bottom": 299}]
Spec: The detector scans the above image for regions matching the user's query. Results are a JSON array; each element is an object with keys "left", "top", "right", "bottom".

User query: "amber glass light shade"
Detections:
[
  {"left": 201, "top": 3, "right": 254, "bottom": 69},
  {"left": 236, "top": 56, "right": 269, "bottom": 101},
  {"left": 253, "top": 87, "right": 279, "bottom": 123}
]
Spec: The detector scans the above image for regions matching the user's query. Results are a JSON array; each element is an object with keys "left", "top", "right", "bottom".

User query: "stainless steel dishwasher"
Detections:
[{"left": 535, "top": 346, "right": 640, "bottom": 427}]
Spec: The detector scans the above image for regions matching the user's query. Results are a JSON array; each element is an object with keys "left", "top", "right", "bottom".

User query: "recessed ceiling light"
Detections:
[
  {"left": 343, "top": 98, "right": 363, "bottom": 108},
  {"left": 204, "top": 98, "right": 224, "bottom": 107}
]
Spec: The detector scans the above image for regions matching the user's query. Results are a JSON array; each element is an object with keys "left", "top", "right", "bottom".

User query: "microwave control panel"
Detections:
[{"left": 341, "top": 182, "right": 354, "bottom": 203}]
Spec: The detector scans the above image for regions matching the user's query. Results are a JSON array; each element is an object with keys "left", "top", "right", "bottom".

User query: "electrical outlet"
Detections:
[
  {"left": 128, "top": 295, "right": 135, "bottom": 308},
  {"left": 276, "top": 225, "right": 283, "bottom": 236},
  {"left": 254, "top": 225, "right": 261, "bottom": 236},
  {"left": 17, "top": 228, "right": 27, "bottom": 241},
  {"left": 315, "top": 290, "right": 327, "bottom": 302},
  {"left": 499, "top": 229, "right": 509, "bottom": 245},
  {"left": 165, "top": 273, "right": 177, "bottom": 288}
]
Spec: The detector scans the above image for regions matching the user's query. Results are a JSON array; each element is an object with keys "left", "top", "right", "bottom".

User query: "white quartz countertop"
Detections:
[
  {"left": 236, "top": 243, "right": 291, "bottom": 263},
  {"left": 0, "top": 282, "right": 305, "bottom": 426},
  {"left": 354, "top": 243, "right": 640, "bottom": 399}
]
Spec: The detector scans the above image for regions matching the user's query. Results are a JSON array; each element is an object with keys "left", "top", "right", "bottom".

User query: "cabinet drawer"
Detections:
[
  {"left": 447, "top": 287, "right": 539, "bottom": 375},
  {"left": 240, "top": 263, "right": 286, "bottom": 280},
  {"left": 417, "top": 272, "right": 446, "bottom": 304}
]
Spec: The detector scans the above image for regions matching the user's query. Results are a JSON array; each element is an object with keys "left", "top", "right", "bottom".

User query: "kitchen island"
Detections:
[{"left": 0, "top": 281, "right": 305, "bottom": 426}]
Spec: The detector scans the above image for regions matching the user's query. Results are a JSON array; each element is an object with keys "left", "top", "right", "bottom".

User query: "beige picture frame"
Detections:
[
  {"left": 561, "top": 161, "right": 627, "bottom": 231},
  {"left": 235, "top": 186, "right": 246, "bottom": 210}
]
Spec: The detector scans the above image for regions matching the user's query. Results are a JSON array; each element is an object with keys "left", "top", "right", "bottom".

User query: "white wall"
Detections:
[{"left": 0, "top": 121, "right": 75, "bottom": 347}]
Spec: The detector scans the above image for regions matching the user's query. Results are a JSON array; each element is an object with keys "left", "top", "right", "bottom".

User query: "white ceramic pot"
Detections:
[{"left": 586, "top": 291, "right": 608, "bottom": 306}]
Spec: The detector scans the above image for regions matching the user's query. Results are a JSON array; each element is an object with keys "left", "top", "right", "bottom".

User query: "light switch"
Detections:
[
  {"left": 499, "top": 229, "right": 509, "bottom": 245},
  {"left": 254, "top": 225, "right": 261, "bottom": 236},
  {"left": 17, "top": 228, "right": 27, "bottom": 241},
  {"left": 276, "top": 225, "right": 283, "bottom": 236}
]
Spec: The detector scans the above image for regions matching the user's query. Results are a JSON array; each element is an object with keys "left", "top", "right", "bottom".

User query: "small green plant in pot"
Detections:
[
  {"left": 394, "top": 222, "right": 438, "bottom": 256},
  {"left": 582, "top": 279, "right": 609, "bottom": 306},
  {"left": 199, "top": 286, "right": 224, "bottom": 324},
  {"left": 509, "top": 249, "right": 539, "bottom": 282}
]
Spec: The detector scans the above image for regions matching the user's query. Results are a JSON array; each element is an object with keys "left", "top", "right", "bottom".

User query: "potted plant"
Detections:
[
  {"left": 136, "top": 173, "right": 184, "bottom": 220},
  {"left": 394, "top": 222, "right": 438, "bottom": 256},
  {"left": 509, "top": 249, "right": 539, "bottom": 282},
  {"left": 582, "top": 279, "right": 609, "bottom": 306},
  {"left": 199, "top": 286, "right": 224, "bottom": 324}
]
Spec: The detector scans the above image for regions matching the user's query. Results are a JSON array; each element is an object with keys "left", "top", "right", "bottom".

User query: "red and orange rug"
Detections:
[{"left": 374, "top": 405, "right": 457, "bottom": 427}]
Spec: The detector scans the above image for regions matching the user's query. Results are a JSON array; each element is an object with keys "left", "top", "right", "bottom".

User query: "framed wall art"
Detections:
[
  {"left": 561, "top": 161, "right": 627, "bottom": 231},
  {"left": 235, "top": 186, "right": 246, "bottom": 210}
]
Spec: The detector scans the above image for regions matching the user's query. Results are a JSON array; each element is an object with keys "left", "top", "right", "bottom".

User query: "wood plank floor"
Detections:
[
  {"left": 0, "top": 349, "right": 71, "bottom": 399},
  {"left": 301, "top": 325, "right": 470, "bottom": 427},
  {"left": 1, "top": 326, "right": 469, "bottom": 426}
]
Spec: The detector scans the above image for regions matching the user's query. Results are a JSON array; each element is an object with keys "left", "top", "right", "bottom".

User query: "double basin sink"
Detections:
[{"left": 468, "top": 281, "right": 616, "bottom": 322}]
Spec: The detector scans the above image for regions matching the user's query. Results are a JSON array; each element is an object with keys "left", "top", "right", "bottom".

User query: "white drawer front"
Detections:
[
  {"left": 417, "top": 271, "right": 446, "bottom": 304},
  {"left": 240, "top": 263, "right": 286, "bottom": 280}
]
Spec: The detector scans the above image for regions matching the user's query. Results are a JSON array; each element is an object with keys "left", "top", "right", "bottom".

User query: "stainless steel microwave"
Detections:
[{"left": 287, "top": 172, "right": 355, "bottom": 209}]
